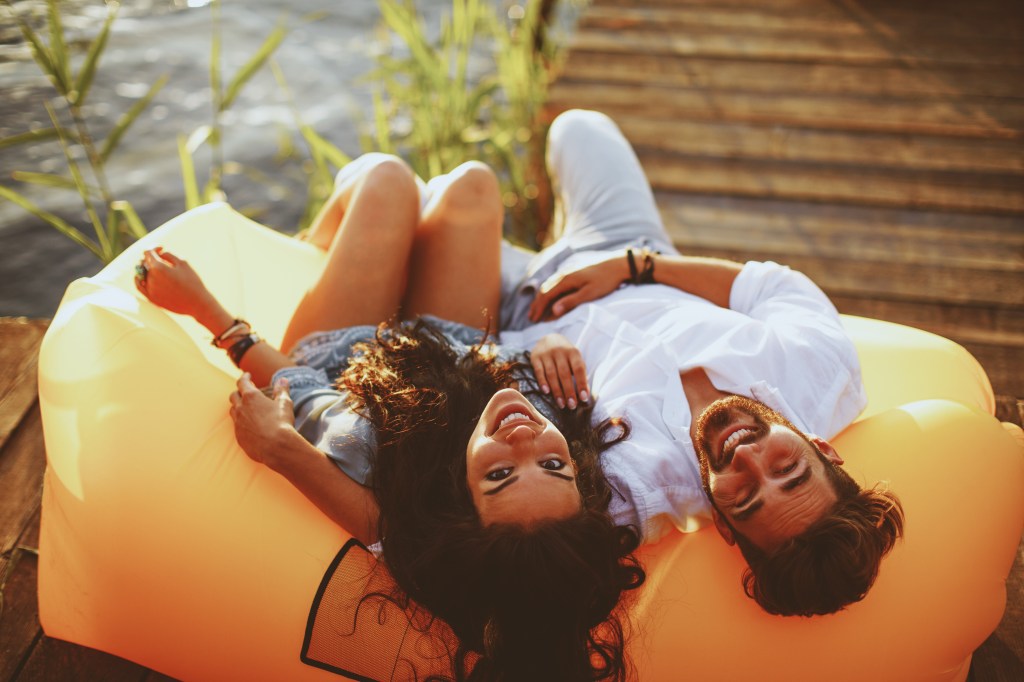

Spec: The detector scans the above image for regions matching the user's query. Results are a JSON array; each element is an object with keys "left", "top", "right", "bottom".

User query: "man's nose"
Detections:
[{"left": 731, "top": 443, "right": 764, "bottom": 475}]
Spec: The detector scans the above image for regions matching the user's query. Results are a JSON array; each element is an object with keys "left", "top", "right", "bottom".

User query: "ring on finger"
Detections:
[{"left": 135, "top": 262, "right": 149, "bottom": 281}]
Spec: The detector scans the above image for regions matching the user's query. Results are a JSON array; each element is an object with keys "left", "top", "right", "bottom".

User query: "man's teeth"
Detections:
[
  {"left": 723, "top": 428, "right": 754, "bottom": 453},
  {"left": 500, "top": 412, "right": 530, "bottom": 427}
]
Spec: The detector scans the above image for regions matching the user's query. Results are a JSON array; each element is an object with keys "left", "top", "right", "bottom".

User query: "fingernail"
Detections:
[
  {"left": 541, "top": 384, "right": 550, "bottom": 394},
  {"left": 580, "top": 390, "right": 590, "bottom": 403},
  {"left": 567, "top": 398, "right": 577, "bottom": 409},
  {"left": 556, "top": 397, "right": 565, "bottom": 409}
]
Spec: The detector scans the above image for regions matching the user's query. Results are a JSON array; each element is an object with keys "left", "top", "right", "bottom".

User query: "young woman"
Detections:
[{"left": 135, "top": 150, "right": 644, "bottom": 681}]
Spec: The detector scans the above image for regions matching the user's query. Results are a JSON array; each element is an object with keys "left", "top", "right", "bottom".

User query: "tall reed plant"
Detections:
[
  {"left": 0, "top": 0, "right": 160, "bottom": 262},
  {"left": 364, "top": 0, "right": 559, "bottom": 245}
]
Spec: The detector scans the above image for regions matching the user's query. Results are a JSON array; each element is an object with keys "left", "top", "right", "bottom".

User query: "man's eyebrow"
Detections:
[
  {"left": 782, "top": 467, "right": 813, "bottom": 492},
  {"left": 732, "top": 467, "right": 813, "bottom": 521},
  {"left": 733, "top": 499, "right": 763, "bottom": 522},
  {"left": 483, "top": 475, "right": 519, "bottom": 496}
]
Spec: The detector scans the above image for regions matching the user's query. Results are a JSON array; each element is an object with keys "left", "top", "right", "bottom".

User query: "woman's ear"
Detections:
[{"left": 712, "top": 508, "right": 736, "bottom": 546}]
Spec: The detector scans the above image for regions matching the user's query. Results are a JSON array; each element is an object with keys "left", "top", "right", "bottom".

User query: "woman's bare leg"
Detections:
[
  {"left": 402, "top": 161, "right": 503, "bottom": 333},
  {"left": 281, "top": 155, "right": 421, "bottom": 353}
]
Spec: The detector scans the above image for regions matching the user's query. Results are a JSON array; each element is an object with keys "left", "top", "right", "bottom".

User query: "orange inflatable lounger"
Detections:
[{"left": 37, "top": 203, "right": 1024, "bottom": 682}]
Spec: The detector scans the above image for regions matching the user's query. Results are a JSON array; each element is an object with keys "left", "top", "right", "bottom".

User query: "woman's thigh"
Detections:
[
  {"left": 402, "top": 161, "right": 503, "bottom": 332},
  {"left": 282, "top": 156, "right": 421, "bottom": 353}
]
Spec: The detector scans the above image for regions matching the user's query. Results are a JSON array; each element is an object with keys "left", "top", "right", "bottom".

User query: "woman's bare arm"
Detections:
[
  {"left": 136, "top": 247, "right": 296, "bottom": 386},
  {"left": 230, "top": 373, "right": 380, "bottom": 544}
]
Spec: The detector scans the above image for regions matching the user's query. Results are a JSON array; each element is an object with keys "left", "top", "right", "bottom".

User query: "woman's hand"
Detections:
[
  {"left": 528, "top": 252, "right": 629, "bottom": 322},
  {"left": 134, "top": 247, "right": 212, "bottom": 318},
  {"left": 229, "top": 373, "right": 295, "bottom": 470},
  {"left": 530, "top": 334, "right": 590, "bottom": 409},
  {"left": 136, "top": 246, "right": 236, "bottom": 335}
]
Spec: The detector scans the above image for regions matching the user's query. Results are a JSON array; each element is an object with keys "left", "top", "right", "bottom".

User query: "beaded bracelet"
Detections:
[
  {"left": 227, "top": 332, "right": 261, "bottom": 367},
  {"left": 212, "top": 319, "right": 249, "bottom": 348}
]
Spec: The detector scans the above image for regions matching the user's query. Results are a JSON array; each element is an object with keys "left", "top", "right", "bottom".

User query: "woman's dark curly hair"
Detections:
[{"left": 340, "top": 318, "right": 645, "bottom": 682}]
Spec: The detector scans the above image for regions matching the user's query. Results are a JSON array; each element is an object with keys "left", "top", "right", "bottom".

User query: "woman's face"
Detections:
[{"left": 466, "top": 388, "right": 582, "bottom": 526}]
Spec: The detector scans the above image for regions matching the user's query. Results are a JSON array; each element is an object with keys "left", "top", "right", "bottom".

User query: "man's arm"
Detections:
[{"left": 528, "top": 250, "right": 743, "bottom": 322}]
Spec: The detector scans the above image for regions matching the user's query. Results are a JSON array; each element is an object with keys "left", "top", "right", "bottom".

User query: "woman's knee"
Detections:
[
  {"left": 335, "top": 154, "right": 415, "bottom": 194},
  {"left": 429, "top": 161, "right": 502, "bottom": 222},
  {"left": 353, "top": 156, "right": 420, "bottom": 207}
]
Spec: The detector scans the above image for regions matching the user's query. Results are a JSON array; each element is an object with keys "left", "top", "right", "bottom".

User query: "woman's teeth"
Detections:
[{"left": 500, "top": 412, "right": 530, "bottom": 428}]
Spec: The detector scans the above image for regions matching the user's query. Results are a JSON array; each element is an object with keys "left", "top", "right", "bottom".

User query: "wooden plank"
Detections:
[
  {"left": 0, "top": 508, "right": 40, "bottom": 682},
  {"left": 0, "top": 406, "right": 45, "bottom": 559},
  {"left": 828, "top": 296, "right": 1024, "bottom": 348},
  {"left": 547, "top": 79, "right": 1024, "bottom": 139},
  {"left": 967, "top": 538, "right": 1024, "bottom": 682},
  {"left": 961, "top": 343, "right": 1024, "bottom": 398},
  {"left": 580, "top": 5, "right": 1024, "bottom": 40},
  {"left": 555, "top": 50, "right": 1024, "bottom": 100},
  {"left": 609, "top": 115, "right": 1024, "bottom": 174},
  {"left": 639, "top": 152, "right": 1024, "bottom": 215},
  {"left": 679, "top": 243, "right": 1024, "bottom": 308},
  {"left": 16, "top": 636, "right": 150, "bottom": 682},
  {"left": 994, "top": 397, "right": 1024, "bottom": 428},
  {"left": 570, "top": 26, "right": 1024, "bottom": 68},
  {"left": 0, "top": 319, "right": 48, "bottom": 452},
  {"left": 653, "top": 193, "right": 1024, "bottom": 272}
]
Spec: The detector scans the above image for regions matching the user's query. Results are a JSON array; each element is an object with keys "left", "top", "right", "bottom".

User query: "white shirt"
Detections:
[{"left": 499, "top": 260, "right": 867, "bottom": 541}]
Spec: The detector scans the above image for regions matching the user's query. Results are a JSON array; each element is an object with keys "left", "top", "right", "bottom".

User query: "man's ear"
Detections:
[
  {"left": 810, "top": 436, "right": 843, "bottom": 465},
  {"left": 712, "top": 508, "right": 736, "bottom": 546}
]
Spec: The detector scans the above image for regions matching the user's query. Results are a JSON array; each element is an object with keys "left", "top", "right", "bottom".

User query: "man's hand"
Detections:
[
  {"left": 528, "top": 252, "right": 629, "bottom": 322},
  {"left": 530, "top": 333, "right": 590, "bottom": 409},
  {"left": 229, "top": 373, "right": 295, "bottom": 469}
]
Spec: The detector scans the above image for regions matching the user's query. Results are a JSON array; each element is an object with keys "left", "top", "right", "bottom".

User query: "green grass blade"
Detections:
[
  {"left": 11, "top": 170, "right": 100, "bottom": 196},
  {"left": 0, "top": 127, "right": 61, "bottom": 149},
  {"left": 72, "top": 1, "right": 119, "bottom": 106},
  {"left": 45, "top": 0, "right": 72, "bottom": 94},
  {"left": 300, "top": 124, "right": 352, "bottom": 169},
  {"left": 14, "top": 17, "right": 59, "bottom": 92},
  {"left": 0, "top": 185, "right": 103, "bottom": 260},
  {"left": 111, "top": 200, "right": 149, "bottom": 239},
  {"left": 100, "top": 73, "right": 169, "bottom": 161},
  {"left": 177, "top": 134, "right": 201, "bottom": 209},
  {"left": 45, "top": 103, "right": 109, "bottom": 256},
  {"left": 221, "top": 24, "right": 287, "bottom": 110}
]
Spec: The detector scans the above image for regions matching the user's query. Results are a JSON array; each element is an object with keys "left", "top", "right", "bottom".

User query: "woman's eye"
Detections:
[
  {"left": 541, "top": 458, "right": 566, "bottom": 471},
  {"left": 486, "top": 468, "right": 513, "bottom": 481}
]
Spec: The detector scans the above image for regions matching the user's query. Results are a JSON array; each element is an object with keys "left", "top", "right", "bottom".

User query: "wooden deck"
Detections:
[
  {"left": 544, "top": 0, "right": 1024, "bottom": 412},
  {"left": 2, "top": 0, "right": 1023, "bottom": 679}
]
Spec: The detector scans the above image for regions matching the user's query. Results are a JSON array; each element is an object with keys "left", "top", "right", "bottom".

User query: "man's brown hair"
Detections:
[{"left": 731, "top": 451, "right": 905, "bottom": 616}]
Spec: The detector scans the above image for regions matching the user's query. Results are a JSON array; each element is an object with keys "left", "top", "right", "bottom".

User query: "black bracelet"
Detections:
[
  {"left": 626, "top": 248, "right": 639, "bottom": 283},
  {"left": 638, "top": 249, "right": 657, "bottom": 284},
  {"left": 227, "top": 333, "right": 260, "bottom": 367}
]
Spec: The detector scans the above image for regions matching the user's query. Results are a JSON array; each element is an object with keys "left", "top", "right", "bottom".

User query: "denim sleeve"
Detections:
[{"left": 272, "top": 366, "right": 377, "bottom": 486}]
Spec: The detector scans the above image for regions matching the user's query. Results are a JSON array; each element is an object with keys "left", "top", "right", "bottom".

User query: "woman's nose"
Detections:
[{"left": 504, "top": 424, "right": 537, "bottom": 444}]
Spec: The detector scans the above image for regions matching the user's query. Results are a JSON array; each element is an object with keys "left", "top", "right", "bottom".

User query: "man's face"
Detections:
[{"left": 694, "top": 395, "right": 844, "bottom": 552}]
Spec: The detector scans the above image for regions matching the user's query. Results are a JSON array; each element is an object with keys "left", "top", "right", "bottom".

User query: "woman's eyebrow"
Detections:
[
  {"left": 484, "top": 475, "right": 519, "bottom": 496},
  {"left": 545, "top": 471, "right": 574, "bottom": 482}
]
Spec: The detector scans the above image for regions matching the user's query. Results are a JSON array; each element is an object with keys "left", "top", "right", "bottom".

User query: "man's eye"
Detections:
[
  {"left": 777, "top": 462, "right": 797, "bottom": 475},
  {"left": 486, "top": 468, "right": 513, "bottom": 481},
  {"left": 541, "top": 458, "right": 566, "bottom": 471}
]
